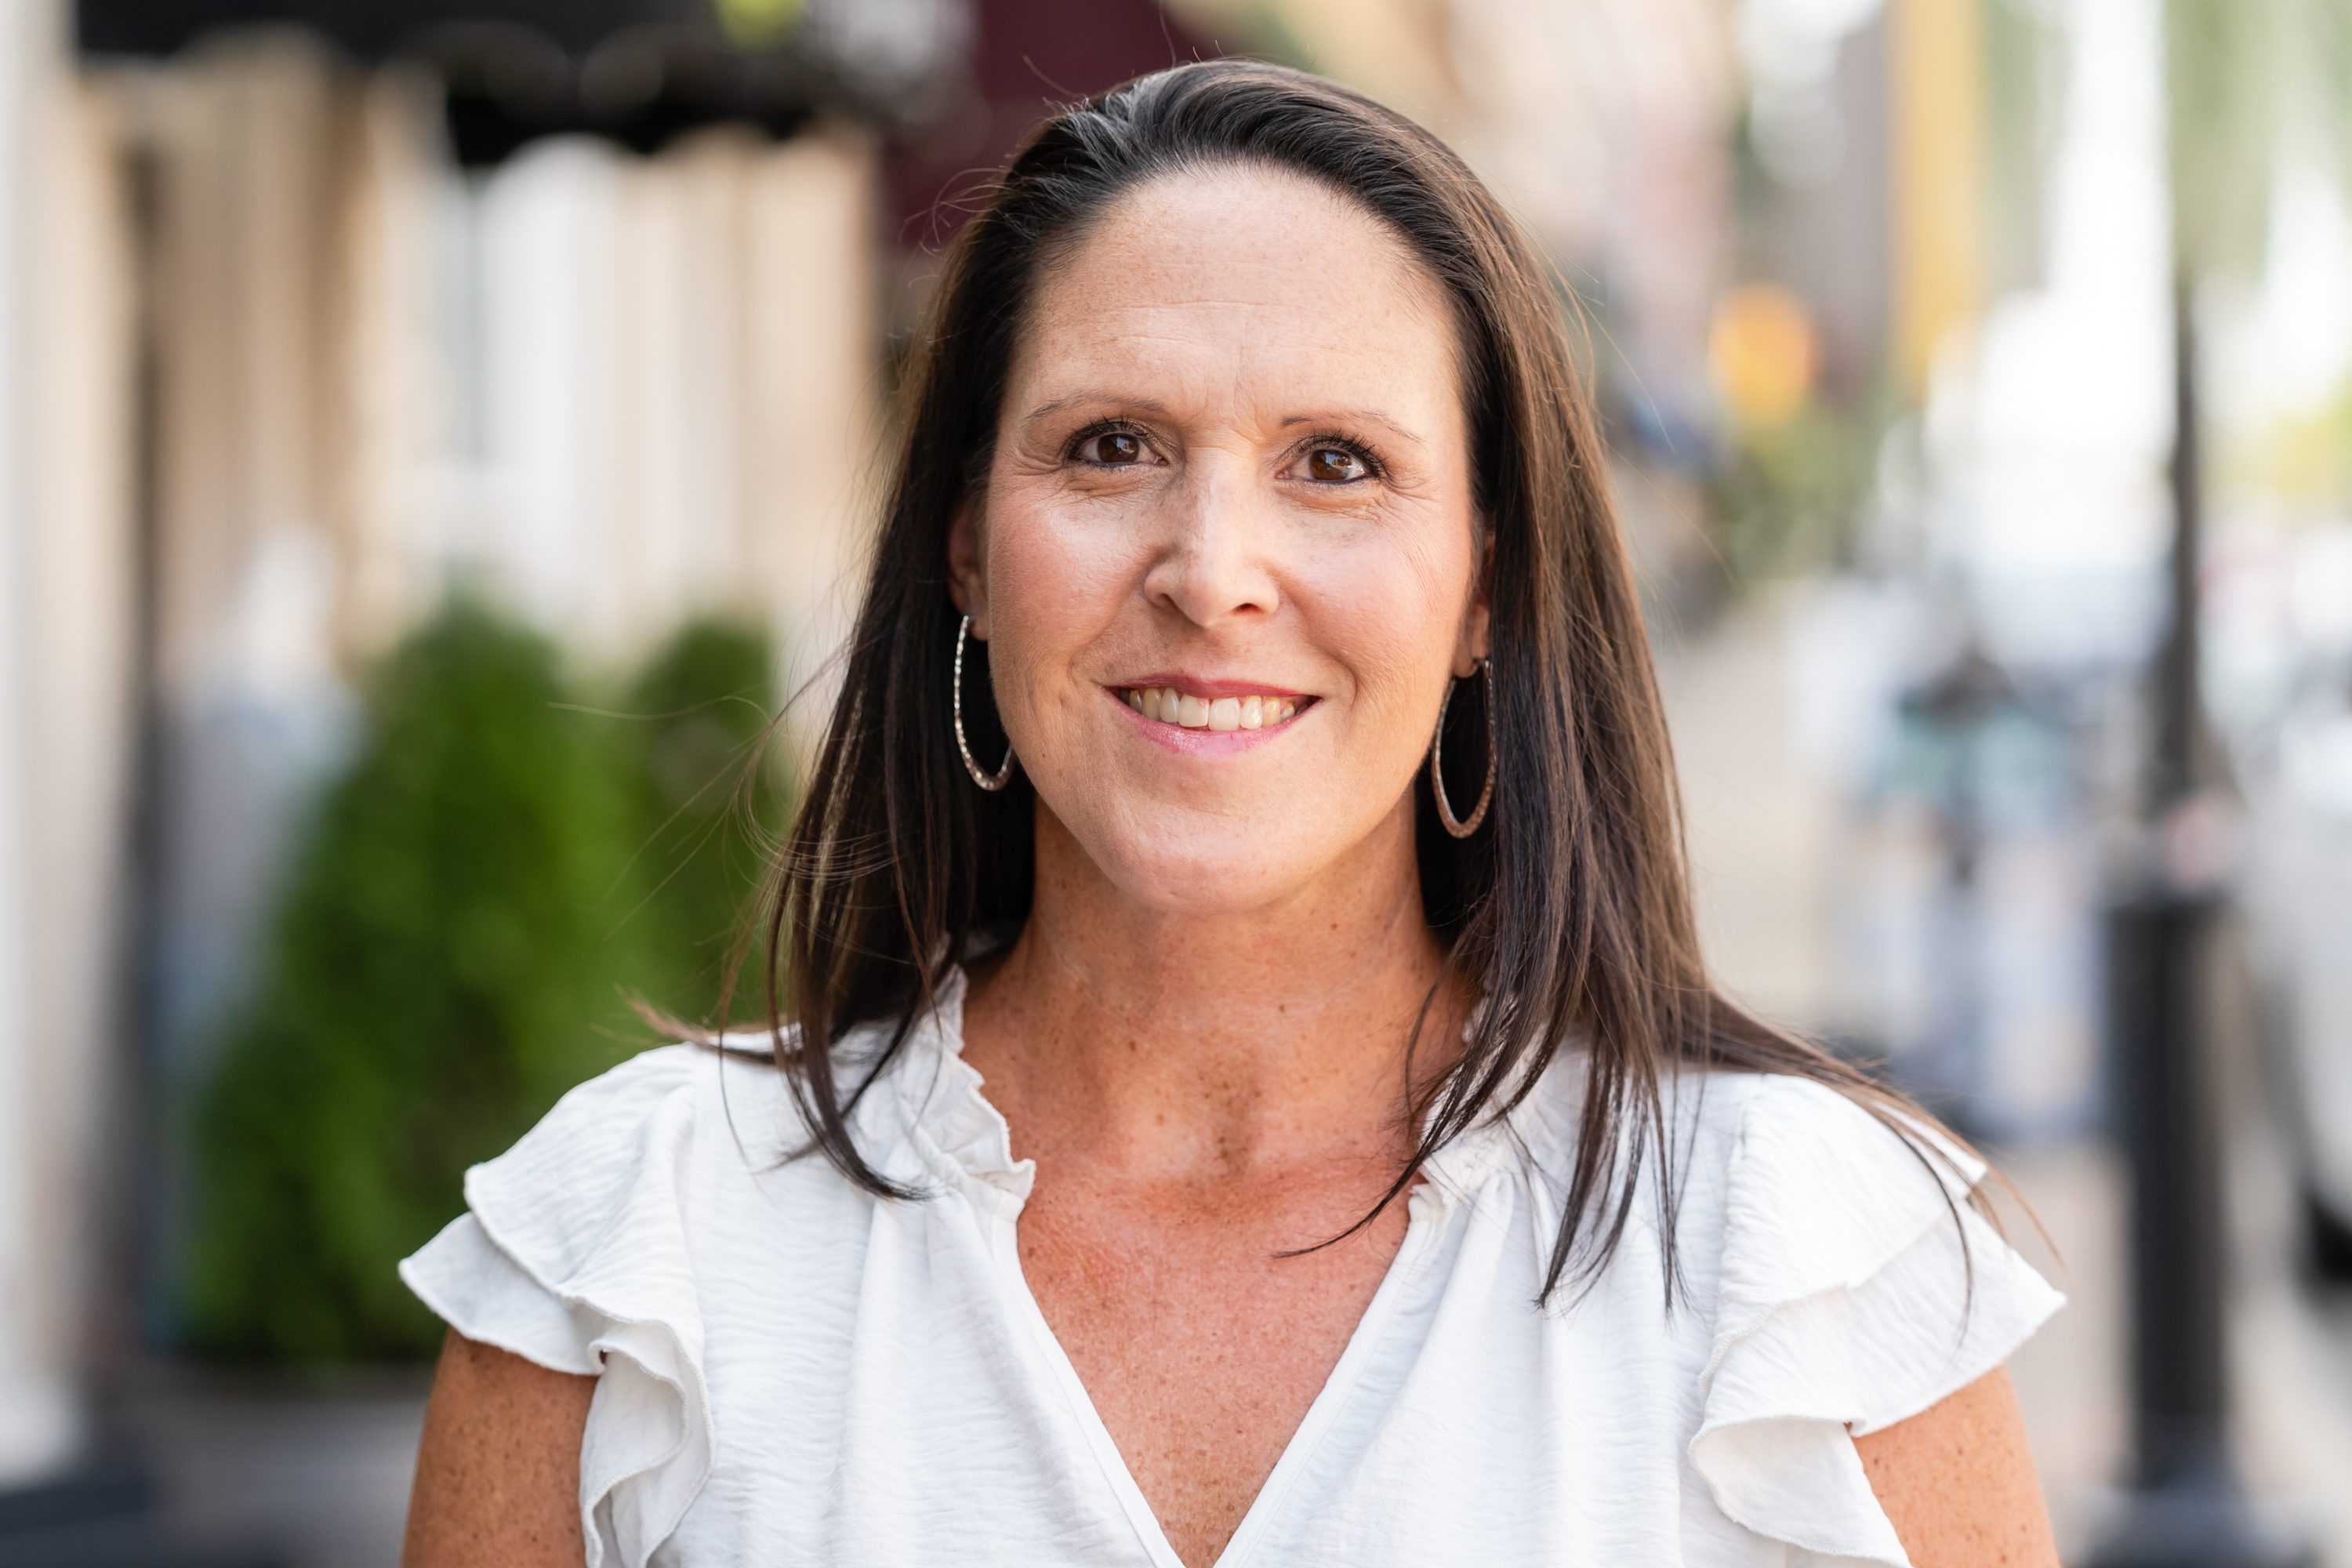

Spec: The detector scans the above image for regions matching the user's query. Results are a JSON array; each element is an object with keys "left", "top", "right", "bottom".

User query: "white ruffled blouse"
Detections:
[{"left": 401, "top": 966, "right": 2062, "bottom": 1567}]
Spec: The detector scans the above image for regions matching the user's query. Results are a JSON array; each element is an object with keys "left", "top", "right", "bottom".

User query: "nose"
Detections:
[{"left": 1139, "top": 455, "right": 1278, "bottom": 628}]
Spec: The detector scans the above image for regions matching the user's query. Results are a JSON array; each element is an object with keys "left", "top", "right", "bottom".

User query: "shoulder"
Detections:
[
  {"left": 1658, "top": 1067, "right": 2066, "bottom": 1420},
  {"left": 397, "top": 1037, "right": 885, "bottom": 1566},
  {"left": 478, "top": 1044, "right": 735, "bottom": 1188},
  {"left": 1655, "top": 1069, "right": 1991, "bottom": 1308},
  {"left": 459, "top": 1044, "right": 775, "bottom": 1272},
  {"left": 399, "top": 1045, "right": 781, "bottom": 1334},
  {"left": 1664, "top": 1064, "right": 1961, "bottom": 1167},
  {"left": 1653, "top": 1070, "right": 2064, "bottom": 1561},
  {"left": 401, "top": 1034, "right": 902, "bottom": 1343}
]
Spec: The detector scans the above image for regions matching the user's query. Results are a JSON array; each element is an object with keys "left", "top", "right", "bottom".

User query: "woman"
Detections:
[{"left": 401, "top": 60, "right": 2062, "bottom": 1567}]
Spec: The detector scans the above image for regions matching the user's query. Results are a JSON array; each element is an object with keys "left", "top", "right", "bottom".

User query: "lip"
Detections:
[
  {"left": 1116, "top": 673, "right": 1314, "bottom": 702},
  {"left": 1105, "top": 684, "right": 1312, "bottom": 754}
]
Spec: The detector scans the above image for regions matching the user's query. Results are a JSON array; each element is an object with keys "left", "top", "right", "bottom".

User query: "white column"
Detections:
[{"left": 0, "top": 0, "right": 82, "bottom": 1486}]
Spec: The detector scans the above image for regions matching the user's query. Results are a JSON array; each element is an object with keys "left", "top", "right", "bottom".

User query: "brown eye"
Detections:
[
  {"left": 1078, "top": 430, "right": 1145, "bottom": 465},
  {"left": 1305, "top": 445, "right": 1368, "bottom": 483}
]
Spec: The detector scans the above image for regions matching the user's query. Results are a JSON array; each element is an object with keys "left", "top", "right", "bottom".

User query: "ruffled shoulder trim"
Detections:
[
  {"left": 399, "top": 1045, "right": 717, "bottom": 1568},
  {"left": 1688, "top": 1075, "right": 2063, "bottom": 1565}
]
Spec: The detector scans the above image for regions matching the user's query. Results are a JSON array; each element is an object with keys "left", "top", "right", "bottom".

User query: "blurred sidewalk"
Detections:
[
  {"left": 108, "top": 1367, "right": 426, "bottom": 1568},
  {"left": 1991, "top": 1136, "right": 2352, "bottom": 1560}
]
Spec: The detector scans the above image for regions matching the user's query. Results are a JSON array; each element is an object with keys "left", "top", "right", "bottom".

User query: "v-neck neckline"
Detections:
[
  {"left": 897, "top": 960, "right": 1519, "bottom": 1567},
  {"left": 989, "top": 1188, "right": 1439, "bottom": 1568}
]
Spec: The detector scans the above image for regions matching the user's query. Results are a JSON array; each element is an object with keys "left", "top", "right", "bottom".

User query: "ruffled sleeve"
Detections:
[
  {"left": 1688, "top": 1076, "right": 2064, "bottom": 1566},
  {"left": 399, "top": 1045, "right": 715, "bottom": 1568}
]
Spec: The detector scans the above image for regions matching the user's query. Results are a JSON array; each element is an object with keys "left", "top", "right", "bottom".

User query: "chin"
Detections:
[{"left": 1083, "top": 826, "right": 1307, "bottom": 916}]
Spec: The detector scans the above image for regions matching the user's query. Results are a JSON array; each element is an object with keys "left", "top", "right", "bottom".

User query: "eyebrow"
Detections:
[
  {"left": 1021, "top": 393, "right": 1428, "bottom": 451},
  {"left": 1022, "top": 393, "right": 1175, "bottom": 424},
  {"left": 1279, "top": 411, "right": 1426, "bottom": 451}
]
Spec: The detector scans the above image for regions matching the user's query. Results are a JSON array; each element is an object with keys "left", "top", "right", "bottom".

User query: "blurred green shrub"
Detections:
[
  {"left": 612, "top": 618, "right": 788, "bottom": 1027},
  {"left": 179, "top": 598, "right": 785, "bottom": 1363}
]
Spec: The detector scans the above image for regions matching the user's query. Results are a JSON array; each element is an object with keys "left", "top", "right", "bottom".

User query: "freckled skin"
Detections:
[
  {"left": 402, "top": 1330, "right": 593, "bottom": 1568},
  {"left": 399, "top": 164, "right": 2059, "bottom": 1568},
  {"left": 1853, "top": 1368, "right": 2060, "bottom": 1566}
]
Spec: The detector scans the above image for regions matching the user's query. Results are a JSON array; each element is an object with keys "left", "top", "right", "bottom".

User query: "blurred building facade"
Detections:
[{"left": 0, "top": 0, "right": 899, "bottom": 1489}]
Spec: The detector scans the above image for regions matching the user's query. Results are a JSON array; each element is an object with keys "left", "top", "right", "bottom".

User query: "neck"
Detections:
[{"left": 961, "top": 798, "right": 1459, "bottom": 1183}]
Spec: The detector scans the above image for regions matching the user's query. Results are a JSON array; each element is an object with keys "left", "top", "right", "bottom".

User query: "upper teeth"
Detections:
[{"left": 1124, "top": 688, "right": 1300, "bottom": 731}]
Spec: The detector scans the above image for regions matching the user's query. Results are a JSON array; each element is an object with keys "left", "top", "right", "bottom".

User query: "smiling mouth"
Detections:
[{"left": 1117, "top": 686, "right": 1305, "bottom": 732}]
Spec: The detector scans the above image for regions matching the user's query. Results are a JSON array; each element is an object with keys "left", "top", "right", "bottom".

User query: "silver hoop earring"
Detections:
[
  {"left": 953, "top": 614, "right": 1016, "bottom": 791},
  {"left": 1431, "top": 656, "right": 1494, "bottom": 838}
]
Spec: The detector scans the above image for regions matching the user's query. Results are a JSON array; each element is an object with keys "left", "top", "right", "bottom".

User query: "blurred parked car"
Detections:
[{"left": 2247, "top": 680, "right": 2352, "bottom": 1278}]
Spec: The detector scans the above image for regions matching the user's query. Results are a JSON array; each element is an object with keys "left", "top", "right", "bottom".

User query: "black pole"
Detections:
[
  {"left": 2084, "top": 278, "right": 2309, "bottom": 1568},
  {"left": 2155, "top": 273, "right": 2201, "bottom": 812}
]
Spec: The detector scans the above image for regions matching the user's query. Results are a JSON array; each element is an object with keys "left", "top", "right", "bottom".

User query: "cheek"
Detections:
[
  {"left": 977, "top": 488, "right": 1142, "bottom": 702},
  {"left": 1308, "top": 521, "right": 1474, "bottom": 724}
]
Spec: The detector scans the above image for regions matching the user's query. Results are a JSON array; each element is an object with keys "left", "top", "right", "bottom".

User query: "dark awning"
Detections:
[
  {"left": 80, "top": 0, "right": 720, "bottom": 61},
  {"left": 77, "top": 0, "right": 970, "bottom": 165}
]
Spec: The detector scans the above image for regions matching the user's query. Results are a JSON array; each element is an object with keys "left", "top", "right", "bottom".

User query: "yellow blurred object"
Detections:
[
  {"left": 1163, "top": 0, "right": 1461, "bottom": 127},
  {"left": 1891, "top": 0, "right": 1986, "bottom": 394},
  {"left": 716, "top": 0, "right": 804, "bottom": 49},
  {"left": 1708, "top": 283, "right": 1820, "bottom": 427}
]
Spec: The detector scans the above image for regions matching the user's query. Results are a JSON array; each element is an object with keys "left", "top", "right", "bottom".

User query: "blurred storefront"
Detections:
[{"left": 0, "top": 1, "right": 921, "bottom": 1546}]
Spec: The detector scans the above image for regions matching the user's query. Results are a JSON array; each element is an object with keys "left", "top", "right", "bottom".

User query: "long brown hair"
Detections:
[{"left": 759, "top": 59, "right": 1973, "bottom": 1305}]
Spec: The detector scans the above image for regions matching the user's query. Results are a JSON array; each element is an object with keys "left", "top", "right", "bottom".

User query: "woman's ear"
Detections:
[
  {"left": 1456, "top": 529, "right": 1494, "bottom": 674},
  {"left": 946, "top": 501, "right": 988, "bottom": 636}
]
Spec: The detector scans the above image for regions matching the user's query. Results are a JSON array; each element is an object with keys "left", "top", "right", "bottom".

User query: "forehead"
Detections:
[{"left": 1005, "top": 164, "right": 1462, "bottom": 423}]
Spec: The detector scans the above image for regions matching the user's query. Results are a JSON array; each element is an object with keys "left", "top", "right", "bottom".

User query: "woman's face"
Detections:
[{"left": 951, "top": 164, "right": 1487, "bottom": 915}]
